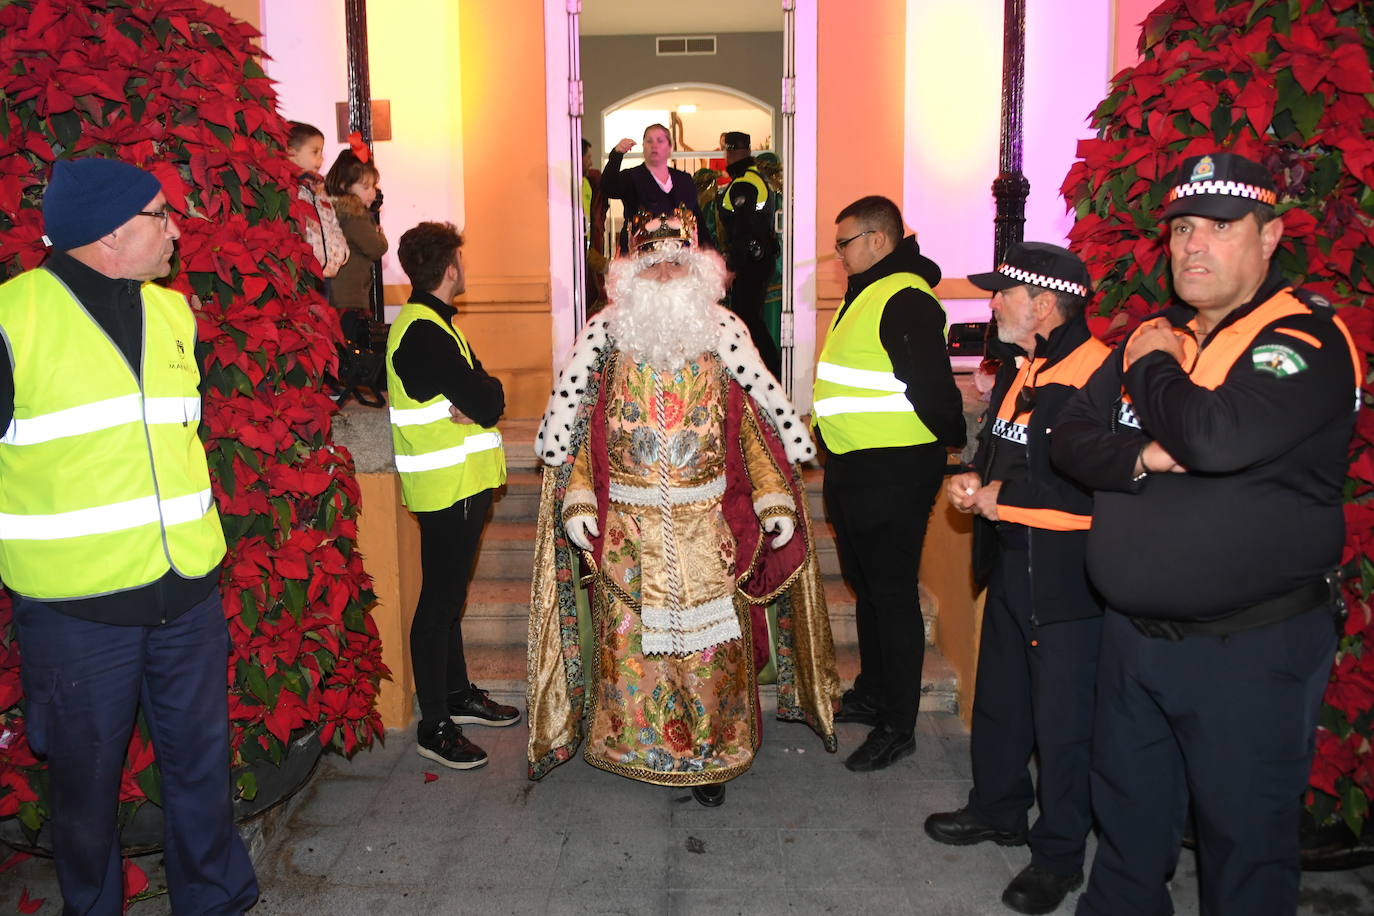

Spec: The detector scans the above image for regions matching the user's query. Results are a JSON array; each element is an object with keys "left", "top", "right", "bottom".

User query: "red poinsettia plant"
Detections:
[
  {"left": 1063, "top": 0, "right": 1374, "bottom": 836},
  {"left": 0, "top": 0, "right": 388, "bottom": 840}
]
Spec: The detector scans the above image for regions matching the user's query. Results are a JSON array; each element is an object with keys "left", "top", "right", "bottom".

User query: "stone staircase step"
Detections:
[{"left": 491, "top": 470, "right": 544, "bottom": 522}]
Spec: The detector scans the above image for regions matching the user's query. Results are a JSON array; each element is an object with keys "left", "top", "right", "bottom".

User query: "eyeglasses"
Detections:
[
  {"left": 834, "top": 229, "right": 873, "bottom": 254},
  {"left": 136, "top": 206, "right": 174, "bottom": 226}
]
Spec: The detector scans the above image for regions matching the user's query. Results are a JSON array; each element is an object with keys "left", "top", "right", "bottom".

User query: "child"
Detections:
[
  {"left": 324, "top": 145, "right": 388, "bottom": 349},
  {"left": 287, "top": 121, "right": 348, "bottom": 281}
]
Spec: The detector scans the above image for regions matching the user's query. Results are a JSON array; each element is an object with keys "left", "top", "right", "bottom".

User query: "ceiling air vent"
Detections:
[{"left": 656, "top": 35, "right": 717, "bottom": 56}]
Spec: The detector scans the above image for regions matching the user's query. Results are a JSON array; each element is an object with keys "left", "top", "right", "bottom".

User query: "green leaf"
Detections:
[
  {"left": 49, "top": 110, "right": 81, "bottom": 152},
  {"left": 247, "top": 666, "right": 274, "bottom": 704},
  {"left": 240, "top": 589, "right": 260, "bottom": 631},
  {"left": 236, "top": 770, "right": 258, "bottom": 802},
  {"left": 283, "top": 578, "right": 306, "bottom": 621},
  {"left": 17, "top": 799, "right": 42, "bottom": 832},
  {"left": 136, "top": 762, "right": 163, "bottom": 807},
  {"left": 1340, "top": 780, "right": 1369, "bottom": 837}
]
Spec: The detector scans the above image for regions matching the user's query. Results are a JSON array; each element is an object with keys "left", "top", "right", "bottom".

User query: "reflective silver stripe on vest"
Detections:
[
  {"left": 0, "top": 487, "right": 213, "bottom": 541},
  {"left": 811, "top": 393, "right": 913, "bottom": 417},
  {"left": 393, "top": 431, "right": 502, "bottom": 474},
  {"left": 814, "top": 361, "right": 907, "bottom": 393},
  {"left": 1, "top": 395, "right": 201, "bottom": 446},
  {"left": 389, "top": 400, "right": 455, "bottom": 427},
  {"left": 608, "top": 475, "right": 726, "bottom": 507}
]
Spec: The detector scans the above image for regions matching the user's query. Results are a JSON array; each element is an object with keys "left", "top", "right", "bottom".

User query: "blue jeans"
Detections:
[{"left": 15, "top": 590, "right": 258, "bottom": 915}]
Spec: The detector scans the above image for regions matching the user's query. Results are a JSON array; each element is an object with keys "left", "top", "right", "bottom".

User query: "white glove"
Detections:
[
  {"left": 763, "top": 514, "right": 794, "bottom": 549},
  {"left": 565, "top": 514, "right": 599, "bottom": 551}
]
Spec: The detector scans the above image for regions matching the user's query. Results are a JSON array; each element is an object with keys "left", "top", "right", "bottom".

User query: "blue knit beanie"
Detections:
[{"left": 41, "top": 158, "right": 163, "bottom": 251}]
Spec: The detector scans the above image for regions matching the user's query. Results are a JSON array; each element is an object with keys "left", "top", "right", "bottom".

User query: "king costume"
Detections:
[{"left": 526, "top": 211, "right": 838, "bottom": 797}]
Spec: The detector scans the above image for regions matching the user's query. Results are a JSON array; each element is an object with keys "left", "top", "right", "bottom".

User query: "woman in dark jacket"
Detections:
[{"left": 601, "top": 123, "right": 714, "bottom": 254}]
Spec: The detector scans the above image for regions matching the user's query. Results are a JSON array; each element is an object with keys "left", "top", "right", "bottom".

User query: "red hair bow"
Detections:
[{"left": 347, "top": 131, "right": 371, "bottom": 163}]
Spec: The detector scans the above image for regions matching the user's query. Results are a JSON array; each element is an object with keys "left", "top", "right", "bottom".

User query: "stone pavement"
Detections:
[{"left": 4, "top": 694, "right": 1372, "bottom": 915}]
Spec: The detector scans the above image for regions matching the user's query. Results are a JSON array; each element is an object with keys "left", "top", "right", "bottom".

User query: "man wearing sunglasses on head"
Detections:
[{"left": 924, "top": 243, "right": 1109, "bottom": 915}]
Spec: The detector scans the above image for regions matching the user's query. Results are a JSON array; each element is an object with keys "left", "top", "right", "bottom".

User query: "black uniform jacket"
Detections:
[
  {"left": 1050, "top": 267, "right": 1358, "bottom": 621},
  {"left": 971, "top": 316, "right": 1108, "bottom": 625}
]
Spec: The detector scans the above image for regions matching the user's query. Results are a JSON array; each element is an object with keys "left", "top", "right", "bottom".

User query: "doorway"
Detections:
[{"left": 546, "top": 0, "right": 818, "bottom": 400}]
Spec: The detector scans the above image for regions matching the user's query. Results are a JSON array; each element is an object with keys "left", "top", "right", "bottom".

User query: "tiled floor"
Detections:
[{"left": 4, "top": 699, "right": 1372, "bottom": 915}]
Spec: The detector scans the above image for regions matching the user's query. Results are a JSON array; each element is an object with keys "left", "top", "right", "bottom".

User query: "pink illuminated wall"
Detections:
[{"left": 904, "top": 0, "right": 1117, "bottom": 323}]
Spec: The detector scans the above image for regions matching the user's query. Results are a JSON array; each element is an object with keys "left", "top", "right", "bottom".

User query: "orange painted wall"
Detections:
[
  {"left": 455, "top": 0, "right": 553, "bottom": 419},
  {"left": 211, "top": 0, "right": 259, "bottom": 30},
  {"left": 814, "top": 0, "right": 907, "bottom": 315}
]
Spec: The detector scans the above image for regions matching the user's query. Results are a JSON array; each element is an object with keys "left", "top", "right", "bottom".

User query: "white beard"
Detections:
[{"left": 604, "top": 248, "right": 728, "bottom": 372}]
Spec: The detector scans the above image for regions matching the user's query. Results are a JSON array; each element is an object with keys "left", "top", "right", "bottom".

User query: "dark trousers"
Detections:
[
  {"left": 728, "top": 262, "right": 781, "bottom": 377},
  {"left": 967, "top": 532, "right": 1100, "bottom": 874},
  {"left": 14, "top": 591, "right": 257, "bottom": 916},
  {"left": 411, "top": 489, "right": 492, "bottom": 726},
  {"left": 1077, "top": 606, "right": 1336, "bottom": 916},
  {"left": 823, "top": 443, "right": 944, "bottom": 735}
]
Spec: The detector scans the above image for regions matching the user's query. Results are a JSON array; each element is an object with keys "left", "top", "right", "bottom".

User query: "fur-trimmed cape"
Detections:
[{"left": 526, "top": 317, "right": 838, "bottom": 780}]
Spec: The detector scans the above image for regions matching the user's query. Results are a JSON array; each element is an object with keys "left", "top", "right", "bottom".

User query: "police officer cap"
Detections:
[
  {"left": 42, "top": 157, "right": 163, "bottom": 251},
  {"left": 721, "top": 132, "right": 751, "bottom": 150},
  {"left": 1161, "top": 152, "right": 1277, "bottom": 222},
  {"left": 968, "top": 242, "right": 1091, "bottom": 299}
]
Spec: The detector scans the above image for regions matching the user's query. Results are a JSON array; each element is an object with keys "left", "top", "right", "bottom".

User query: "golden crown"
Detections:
[{"left": 628, "top": 206, "right": 697, "bottom": 254}]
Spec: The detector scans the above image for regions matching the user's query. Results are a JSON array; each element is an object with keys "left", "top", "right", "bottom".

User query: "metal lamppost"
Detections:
[{"left": 992, "top": 0, "right": 1029, "bottom": 266}]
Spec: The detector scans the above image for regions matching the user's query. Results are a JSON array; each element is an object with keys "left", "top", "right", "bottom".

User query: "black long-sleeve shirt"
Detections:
[
  {"left": 1051, "top": 266, "right": 1356, "bottom": 620},
  {"left": 0, "top": 252, "right": 217, "bottom": 624},
  {"left": 600, "top": 150, "right": 715, "bottom": 253},
  {"left": 391, "top": 291, "right": 504, "bottom": 428},
  {"left": 820, "top": 236, "right": 966, "bottom": 474}
]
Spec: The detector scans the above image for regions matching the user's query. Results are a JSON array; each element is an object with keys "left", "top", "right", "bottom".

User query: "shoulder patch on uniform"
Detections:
[
  {"left": 1251, "top": 343, "right": 1308, "bottom": 378},
  {"left": 1292, "top": 288, "right": 1333, "bottom": 311}
]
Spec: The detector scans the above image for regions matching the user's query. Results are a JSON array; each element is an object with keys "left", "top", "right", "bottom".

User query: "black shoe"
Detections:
[
  {"left": 834, "top": 688, "right": 882, "bottom": 726},
  {"left": 1000, "top": 864, "right": 1083, "bottom": 915},
  {"left": 843, "top": 724, "right": 915, "bottom": 772},
  {"left": 924, "top": 806, "right": 1028, "bottom": 847},
  {"left": 691, "top": 784, "right": 726, "bottom": 807},
  {"left": 448, "top": 684, "right": 521, "bottom": 727},
  {"left": 416, "top": 719, "right": 488, "bottom": 770}
]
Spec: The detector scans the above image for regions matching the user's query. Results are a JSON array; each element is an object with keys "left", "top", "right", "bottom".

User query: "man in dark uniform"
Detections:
[
  {"left": 719, "top": 131, "right": 781, "bottom": 376},
  {"left": 814, "top": 195, "right": 966, "bottom": 771},
  {"left": 1052, "top": 152, "right": 1359, "bottom": 915},
  {"left": 925, "top": 244, "right": 1109, "bottom": 915}
]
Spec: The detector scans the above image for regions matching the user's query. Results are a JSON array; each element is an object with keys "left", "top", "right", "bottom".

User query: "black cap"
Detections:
[
  {"left": 1161, "top": 152, "right": 1277, "bottom": 221},
  {"left": 721, "top": 131, "right": 751, "bottom": 150},
  {"left": 968, "top": 242, "right": 1091, "bottom": 298}
]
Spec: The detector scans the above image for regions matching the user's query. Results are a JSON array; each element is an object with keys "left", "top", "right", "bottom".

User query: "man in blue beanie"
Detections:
[{"left": 1, "top": 157, "right": 258, "bottom": 914}]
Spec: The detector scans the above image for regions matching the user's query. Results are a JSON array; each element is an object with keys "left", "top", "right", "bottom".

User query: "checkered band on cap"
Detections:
[
  {"left": 997, "top": 264, "right": 1088, "bottom": 297},
  {"left": 1166, "top": 179, "right": 1277, "bottom": 206}
]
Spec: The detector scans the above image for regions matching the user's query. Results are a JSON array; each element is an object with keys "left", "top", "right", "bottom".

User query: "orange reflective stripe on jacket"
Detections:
[
  {"left": 993, "top": 335, "right": 1108, "bottom": 531},
  {"left": 1122, "top": 289, "right": 1362, "bottom": 392}
]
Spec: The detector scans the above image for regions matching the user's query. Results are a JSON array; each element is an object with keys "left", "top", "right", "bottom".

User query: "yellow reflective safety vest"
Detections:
[
  {"left": 580, "top": 176, "right": 593, "bottom": 240},
  {"left": 385, "top": 303, "right": 507, "bottom": 512},
  {"left": 813, "top": 272, "right": 947, "bottom": 454},
  {"left": 0, "top": 268, "right": 226, "bottom": 599},
  {"left": 721, "top": 166, "right": 769, "bottom": 212}
]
